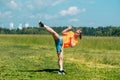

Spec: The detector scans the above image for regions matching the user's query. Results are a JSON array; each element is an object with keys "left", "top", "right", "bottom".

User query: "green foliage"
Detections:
[
  {"left": 0, "top": 26, "right": 120, "bottom": 36},
  {"left": 0, "top": 35, "right": 120, "bottom": 80},
  {"left": 82, "top": 26, "right": 120, "bottom": 36}
]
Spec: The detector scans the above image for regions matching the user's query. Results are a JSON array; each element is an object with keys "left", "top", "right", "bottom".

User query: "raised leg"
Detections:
[{"left": 39, "top": 22, "right": 59, "bottom": 40}]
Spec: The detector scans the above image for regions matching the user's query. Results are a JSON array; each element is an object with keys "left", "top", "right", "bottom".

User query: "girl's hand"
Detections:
[
  {"left": 68, "top": 26, "right": 72, "bottom": 30},
  {"left": 62, "top": 26, "right": 72, "bottom": 35}
]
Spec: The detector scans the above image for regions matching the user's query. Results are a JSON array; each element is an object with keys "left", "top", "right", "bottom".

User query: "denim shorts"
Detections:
[{"left": 55, "top": 37, "right": 63, "bottom": 53}]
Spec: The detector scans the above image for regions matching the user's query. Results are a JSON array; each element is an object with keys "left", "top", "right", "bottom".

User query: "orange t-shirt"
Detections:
[{"left": 62, "top": 31, "right": 78, "bottom": 48}]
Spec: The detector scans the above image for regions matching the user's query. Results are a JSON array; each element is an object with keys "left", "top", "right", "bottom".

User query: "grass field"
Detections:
[{"left": 0, "top": 34, "right": 120, "bottom": 80}]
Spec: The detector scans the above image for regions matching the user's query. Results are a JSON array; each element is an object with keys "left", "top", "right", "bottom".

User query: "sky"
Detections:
[{"left": 0, "top": 0, "right": 120, "bottom": 29}]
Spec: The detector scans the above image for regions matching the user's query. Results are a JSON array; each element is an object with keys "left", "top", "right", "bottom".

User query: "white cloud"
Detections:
[
  {"left": 18, "top": 23, "right": 23, "bottom": 30},
  {"left": 10, "top": 22, "right": 14, "bottom": 30},
  {"left": 25, "top": 23, "right": 29, "bottom": 28},
  {"left": 27, "top": 0, "right": 64, "bottom": 7},
  {"left": 52, "top": 0, "right": 64, "bottom": 6},
  {"left": 69, "top": 19, "right": 79, "bottom": 22},
  {"left": 7, "top": 0, "right": 18, "bottom": 9},
  {"left": 0, "top": 11, "right": 12, "bottom": 18},
  {"left": 60, "top": 6, "right": 86, "bottom": 16},
  {"left": 44, "top": 14, "right": 58, "bottom": 20},
  {"left": 60, "top": 6, "right": 79, "bottom": 16},
  {"left": 27, "top": 4, "right": 34, "bottom": 10}
]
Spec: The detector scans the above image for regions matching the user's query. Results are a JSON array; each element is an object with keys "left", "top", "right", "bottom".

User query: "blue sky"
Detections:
[{"left": 0, "top": 0, "right": 120, "bottom": 29}]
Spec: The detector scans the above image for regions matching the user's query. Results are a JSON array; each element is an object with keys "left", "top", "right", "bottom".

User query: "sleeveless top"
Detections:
[{"left": 62, "top": 31, "right": 78, "bottom": 48}]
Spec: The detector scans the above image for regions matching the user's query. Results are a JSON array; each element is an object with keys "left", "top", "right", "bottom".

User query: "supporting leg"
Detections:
[{"left": 58, "top": 52, "right": 63, "bottom": 71}]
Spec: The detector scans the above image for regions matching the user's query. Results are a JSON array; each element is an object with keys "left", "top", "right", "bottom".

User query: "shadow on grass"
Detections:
[{"left": 19, "top": 69, "right": 59, "bottom": 73}]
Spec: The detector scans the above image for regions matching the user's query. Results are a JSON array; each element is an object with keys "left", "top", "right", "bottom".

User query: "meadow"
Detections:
[{"left": 0, "top": 34, "right": 120, "bottom": 80}]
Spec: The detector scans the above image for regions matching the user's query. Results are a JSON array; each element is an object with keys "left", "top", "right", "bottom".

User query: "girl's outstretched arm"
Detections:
[{"left": 62, "top": 26, "right": 72, "bottom": 35}]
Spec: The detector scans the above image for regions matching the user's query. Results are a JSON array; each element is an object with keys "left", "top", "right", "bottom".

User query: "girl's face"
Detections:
[
  {"left": 74, "top": 29, "right": 82, "bottom": 39},
  {"left": 74, "top": 29, "right": 81, "bottom": 36}
]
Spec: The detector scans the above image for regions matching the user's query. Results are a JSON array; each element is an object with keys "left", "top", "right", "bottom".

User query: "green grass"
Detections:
[{"left": 0, "top": 34, "right": 120, "bottom": 80}]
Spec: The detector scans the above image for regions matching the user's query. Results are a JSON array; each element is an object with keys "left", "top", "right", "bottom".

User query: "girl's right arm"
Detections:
[{"left": 62, "top": 26, "right": 72, "bottom": 35}]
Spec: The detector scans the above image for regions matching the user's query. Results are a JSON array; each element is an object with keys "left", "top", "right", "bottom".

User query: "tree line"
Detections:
[{"left": 0, "top": 26, "right": 120, "bottom": 36}]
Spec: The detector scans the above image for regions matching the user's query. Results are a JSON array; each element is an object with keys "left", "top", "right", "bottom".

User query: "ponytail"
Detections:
[
  {"left": 79, "top": 32, "right": 82, "bottom": 39},
  {"left": 78, "top": 28, "right": 82, "bottom": 39}
]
